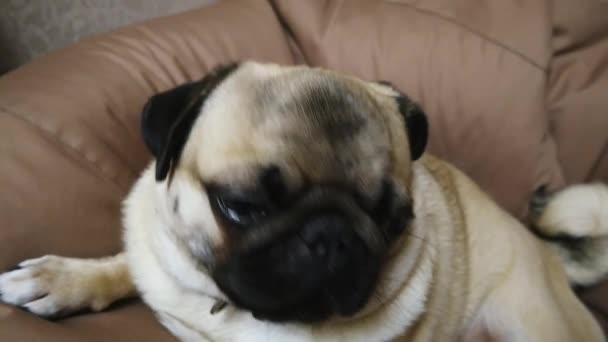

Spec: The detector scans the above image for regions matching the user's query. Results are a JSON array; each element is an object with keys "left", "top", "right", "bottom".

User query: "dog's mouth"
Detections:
[{"left": 211, "top": 224, "right": 383, "bottom": 323}]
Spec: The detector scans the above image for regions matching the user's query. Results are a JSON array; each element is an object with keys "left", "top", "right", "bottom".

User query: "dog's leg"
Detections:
[
  {"left": 0, "top": 253, "right": 135, "bottom": 317},
  {"left": 531, "top": 183, "right": 608, "bottom": 286}
]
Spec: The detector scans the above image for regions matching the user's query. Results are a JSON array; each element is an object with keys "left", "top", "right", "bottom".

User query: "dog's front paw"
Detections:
[{"left": 0, "top": 255, "right": 113, "bottom": 317}]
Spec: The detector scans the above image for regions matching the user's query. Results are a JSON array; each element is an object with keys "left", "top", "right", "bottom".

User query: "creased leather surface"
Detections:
[{"left": 546, "top": 0, "right": 608, "bottom": 184}]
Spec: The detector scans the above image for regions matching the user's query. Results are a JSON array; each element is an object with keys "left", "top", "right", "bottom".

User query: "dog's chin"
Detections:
[
  {"left": 218, "top": 271, "right": 380, "bottom": 323},
  {"left": 248, "top": 292, "right": 341, "bottom": 323}
]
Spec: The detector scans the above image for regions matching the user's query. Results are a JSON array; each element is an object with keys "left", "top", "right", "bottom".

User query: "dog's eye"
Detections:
[{"left": 214, "top": 195, "right": 268, "bottom": 227}]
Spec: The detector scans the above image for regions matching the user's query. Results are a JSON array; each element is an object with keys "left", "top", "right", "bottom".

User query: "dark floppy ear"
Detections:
[
  {"left": 141, "top": 63, "right": 239, "bottom": 181},
  {"left": 376, "top": 81, "right": 428, "bottom": 161}
]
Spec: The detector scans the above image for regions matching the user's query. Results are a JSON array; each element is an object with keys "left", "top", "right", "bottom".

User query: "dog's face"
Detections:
[{"left": 140, "top": 62, "right": 427, "bottom": 323}]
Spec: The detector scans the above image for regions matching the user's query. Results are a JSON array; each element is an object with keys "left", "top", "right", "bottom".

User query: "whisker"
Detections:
[{"left": 404, "top": 230, "right": 435, "bottom": 249}]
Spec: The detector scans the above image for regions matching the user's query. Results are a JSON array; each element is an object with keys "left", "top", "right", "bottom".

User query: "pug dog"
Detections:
[{"left": 0, "top": 62, "right": 606, "bottom": 342}]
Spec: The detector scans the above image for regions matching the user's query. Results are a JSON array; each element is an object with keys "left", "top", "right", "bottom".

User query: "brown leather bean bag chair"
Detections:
[{"left": 1, "top": 1, "right": 607, "bottom": 340}]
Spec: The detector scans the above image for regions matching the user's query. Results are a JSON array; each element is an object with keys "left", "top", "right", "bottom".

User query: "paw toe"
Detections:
[
  {"left": 0, "top": 269, "right": 47, "bottom": 306},
  {"left": 22, "top": 296, "right": 61, "bottom": 317}
]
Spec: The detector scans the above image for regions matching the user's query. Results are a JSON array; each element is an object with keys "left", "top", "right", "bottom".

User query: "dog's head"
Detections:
[{"left": 141, "top": 62, "right": 427, "bottom": 322}]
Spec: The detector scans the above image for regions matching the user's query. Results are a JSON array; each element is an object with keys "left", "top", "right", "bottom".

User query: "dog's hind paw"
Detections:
[
  {"left": 532, "top": 183, "right": 608, "bottom": 238},
  {"left": 530, "top": 183, "right": 608, "bottom": 286}
]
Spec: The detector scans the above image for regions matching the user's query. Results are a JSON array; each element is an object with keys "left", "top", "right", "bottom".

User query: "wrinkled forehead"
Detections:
[{"left": 182, "top": 63, "right": 391, "bottom": 187}]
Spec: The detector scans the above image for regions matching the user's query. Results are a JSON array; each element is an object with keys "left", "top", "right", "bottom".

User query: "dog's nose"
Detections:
[{"left": 299, "top": 214, "right": 353, "bottom": 269}]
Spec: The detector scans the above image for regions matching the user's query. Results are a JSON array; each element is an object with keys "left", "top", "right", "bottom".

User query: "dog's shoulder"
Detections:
[{"left": 417, "top": 155, "right": 461, "bottom": 200}]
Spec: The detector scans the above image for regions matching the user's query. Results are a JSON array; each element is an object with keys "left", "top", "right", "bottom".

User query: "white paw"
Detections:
[{"left": 0, "top": 255, "right": 107, "bottom": 317}]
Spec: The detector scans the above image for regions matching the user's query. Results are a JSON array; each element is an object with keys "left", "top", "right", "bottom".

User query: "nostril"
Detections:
[
  {"left": 336, "top": 239, "right": 346, "bottom": 253},
  {"left": 304, "top": 230, "right": 331, "bottom": 259},
  {"left": 311, "top": 240, "right": 328, "bottom": 258},
  {"left": 300, "top": 214, "right": 349, "bottom": 260}
]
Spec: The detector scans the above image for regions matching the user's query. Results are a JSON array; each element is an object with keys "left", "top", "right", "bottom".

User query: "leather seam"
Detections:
[
  {"left": 587, "top": 140, "right": 608, "bottom": 182},
  {"left": 269, "top": 0, "right": 310, "bottom": 65},
  {"left": 385, "top": 1, "right": 547, "bottom": 72},
  {"left": 0, "top": 105, "right": 127, "bottom": 191}
]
